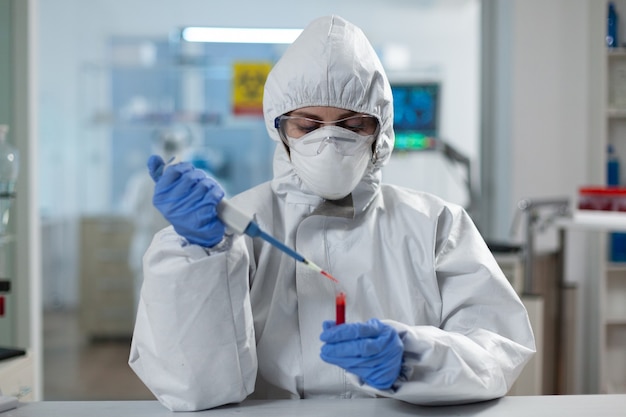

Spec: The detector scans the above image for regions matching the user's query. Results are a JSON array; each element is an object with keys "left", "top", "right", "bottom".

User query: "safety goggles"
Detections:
[{"left": 274, "top": 114, "right": 379, "bottom": 156}]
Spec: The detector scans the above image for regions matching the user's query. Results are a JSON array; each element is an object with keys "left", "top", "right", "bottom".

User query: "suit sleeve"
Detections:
[
  {"left": 347, "top": 206, "right": 536, "bottom": 404},
  {"left": 128, "top": 226, "right": 257, "bottom": 411}
]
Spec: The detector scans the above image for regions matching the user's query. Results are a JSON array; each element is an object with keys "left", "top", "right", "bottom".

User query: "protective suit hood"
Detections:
[{"left": 263, "top": 15, "right": 395, "bottom": 210}]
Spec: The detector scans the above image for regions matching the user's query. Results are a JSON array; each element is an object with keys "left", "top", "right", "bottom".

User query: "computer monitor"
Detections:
[{"left": 390, "top": 82, "right": 440, "bottom": 151}]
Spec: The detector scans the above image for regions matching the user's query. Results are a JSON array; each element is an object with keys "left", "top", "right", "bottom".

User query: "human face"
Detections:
[{"left": 275, "top": 107, "right": 378, "bottom": 199}]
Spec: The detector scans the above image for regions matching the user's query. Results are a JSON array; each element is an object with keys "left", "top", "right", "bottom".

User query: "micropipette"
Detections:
[
  {"left": 221, "top": 198, "right": 347, "bottom": 322},
  {"left": 158, "top": 157, "right": 339, "bottom": 285},
  {"left": 217, "top": 199, "right": 339, "bottom": 284}
]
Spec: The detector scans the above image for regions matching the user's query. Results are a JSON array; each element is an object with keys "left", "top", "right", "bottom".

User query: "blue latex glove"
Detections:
[
  {"left": 320, "top": 318, "right": 403, "bottom": 390},
  {"left": 148, "top": 155, "right": 226, "bottom": 247}
]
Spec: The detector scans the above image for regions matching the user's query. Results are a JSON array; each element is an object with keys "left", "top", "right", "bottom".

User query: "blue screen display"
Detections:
[{"left": 391, "top": 83, "right": 440, "bottom": 150}]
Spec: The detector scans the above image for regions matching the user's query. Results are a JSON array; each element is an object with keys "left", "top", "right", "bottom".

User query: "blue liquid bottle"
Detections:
[
  {"left": 608, "top": 144, "right": 626, "bottom": 261},
  {"left": 608, "top": 144, "right": 620, "bottom": 185},
  {"left": 608, "top": 2, "right": 619, "bottom": 48}
]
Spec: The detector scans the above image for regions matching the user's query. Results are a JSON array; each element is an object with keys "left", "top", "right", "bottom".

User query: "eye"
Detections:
[
  {"left": 339, "top": 116, "right": 378, "bottom": 135},
  {"left": 285, "top": 117, "right": 321, "bottom": 138},
  {"left": 296, "top": 120, "right": 320, "bottom": 133},
  {"left": 341, "top": 120, "right": 367, "bottom": 132}
]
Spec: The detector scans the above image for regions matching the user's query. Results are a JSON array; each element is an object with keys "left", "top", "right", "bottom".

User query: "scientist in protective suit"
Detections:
[
  {"left": 121, "top": 126, "right": 191, "bottom": 312},
  {"left": 129, "top": 15, "right": 535, "bottom": 412}
]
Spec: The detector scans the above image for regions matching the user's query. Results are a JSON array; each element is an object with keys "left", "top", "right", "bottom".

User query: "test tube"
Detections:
[{"left": 335, "top": 291, "right": 346, "bottom": 325}]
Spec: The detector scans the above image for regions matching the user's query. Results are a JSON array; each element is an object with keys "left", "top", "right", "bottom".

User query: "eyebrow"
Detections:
[{"left": 289, "top": 110, "right": 359, "bottom": 120}]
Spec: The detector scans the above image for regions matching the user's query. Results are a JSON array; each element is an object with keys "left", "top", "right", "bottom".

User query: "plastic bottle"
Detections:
[
  {"left": 608, "top": 144, "right": 620, "bottom": 186},
  {"left": 607, "top": 144, "right": 626, "bottom": 261},
  {"left": 608, "top": 2, "right": 619, "bottom": 48},
  {"left": 0, "top": 125, "right": 19, "bottom": 235}
]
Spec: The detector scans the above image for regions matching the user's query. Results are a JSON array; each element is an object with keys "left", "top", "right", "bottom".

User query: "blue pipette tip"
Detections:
[{"left": 242, "top": 216, "right": 339, "bottom": 284}]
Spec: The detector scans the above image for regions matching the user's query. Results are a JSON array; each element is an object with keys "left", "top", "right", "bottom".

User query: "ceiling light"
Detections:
[{"left": 181, "top": 27, "right": 302, "bottom": 44}]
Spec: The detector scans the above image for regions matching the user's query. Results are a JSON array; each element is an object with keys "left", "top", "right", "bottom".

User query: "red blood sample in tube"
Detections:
[
  {"left": 335, "top": 292, "right": 346, "bottom": 325},
  {"left": 0, "top": 295, "right": 4, "bottom": 316}
]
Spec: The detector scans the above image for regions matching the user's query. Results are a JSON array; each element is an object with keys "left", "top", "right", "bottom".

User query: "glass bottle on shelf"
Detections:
[
  {"left": 607, "top": 144, "right": 626, "bottom": 261},
  {"left": 608, "top": 144, "right": 620, "bottom": 186},
  {"left": 0, "top": 125, "right": 19, "bottom": 236},
  {"left": 608, "top": 2, "right": 619, "bottom": 48}
]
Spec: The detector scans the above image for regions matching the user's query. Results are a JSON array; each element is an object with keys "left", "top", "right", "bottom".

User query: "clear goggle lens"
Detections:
[{"left": 275, "top": 115, "right": 379, "bottom": 157}]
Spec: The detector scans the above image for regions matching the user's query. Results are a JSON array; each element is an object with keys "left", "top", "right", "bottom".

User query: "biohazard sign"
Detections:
[{"left": 232, "top": 61, "right": 272, "bottom": 116}]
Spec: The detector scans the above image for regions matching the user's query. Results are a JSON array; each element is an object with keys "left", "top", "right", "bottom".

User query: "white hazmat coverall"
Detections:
[{"left": 129, "top": 15, "right": 535, "bottom": 412}]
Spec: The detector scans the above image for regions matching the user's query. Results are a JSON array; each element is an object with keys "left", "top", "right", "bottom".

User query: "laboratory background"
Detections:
[{"left": 0, "top": 0, "right": 623, "bottom": 404}]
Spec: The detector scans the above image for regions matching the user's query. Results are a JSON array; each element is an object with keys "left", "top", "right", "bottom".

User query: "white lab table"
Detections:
[{"left": 2, "top": 396, "right": 626, "bottom": 417}]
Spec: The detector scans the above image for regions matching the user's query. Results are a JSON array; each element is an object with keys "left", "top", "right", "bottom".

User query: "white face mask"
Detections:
[{"left": 288, "top": 126, "right": 374, "bottom": 200}]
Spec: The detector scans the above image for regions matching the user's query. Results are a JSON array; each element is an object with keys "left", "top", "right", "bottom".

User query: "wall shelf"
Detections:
[
  {"left": 582, "top": 8, "right": 626, "bottom": 393},
  {"left": 608, "top": 47, "right": 626, "bottom": 58},
  {"left": 606, "top": 262, "right": 626, "bottom": 271},
  {"left": 607, "top": 107, "right": 626, "bottom": 118}
]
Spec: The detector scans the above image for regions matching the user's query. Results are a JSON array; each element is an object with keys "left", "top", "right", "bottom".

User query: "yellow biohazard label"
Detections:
[{"left": 232, "top": 61, "right": 272, "bottom": 116}]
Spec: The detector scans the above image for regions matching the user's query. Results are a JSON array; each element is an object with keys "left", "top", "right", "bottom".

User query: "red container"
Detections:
[{"left": 578, "top": 186, "right": 626, "bottom": 211}]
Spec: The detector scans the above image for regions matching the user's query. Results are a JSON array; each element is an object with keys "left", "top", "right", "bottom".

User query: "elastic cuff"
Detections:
[{"left": 204, "top": 233, "right": 234, "bottom": 255}]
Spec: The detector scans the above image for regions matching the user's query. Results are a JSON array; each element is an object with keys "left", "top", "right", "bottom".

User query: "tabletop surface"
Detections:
[
  {"left": 559, "top": 210, "right": 626, "bottom": 231},
  {"left": 2, "top": 395, "right": 626, "bottom": 417}
]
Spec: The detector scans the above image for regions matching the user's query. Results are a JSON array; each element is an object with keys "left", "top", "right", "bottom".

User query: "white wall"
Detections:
[
  {"left": 485, "top": 0, "right": 594, "bottom": 394},
  {"left": 515, "top": 0, "right": 593, "bottom": 394},
  {"left": 511, "top": 0, "right": 590, "bottom": 208},
  {"left": 484, "top": 0, "right": 590, "bottom": 245}
]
